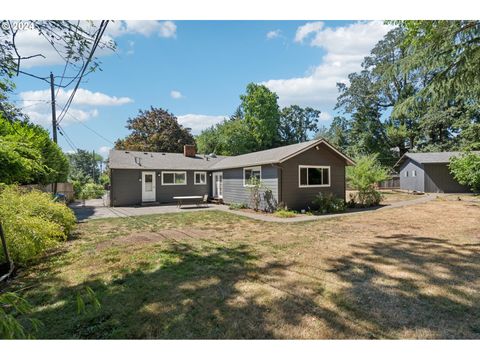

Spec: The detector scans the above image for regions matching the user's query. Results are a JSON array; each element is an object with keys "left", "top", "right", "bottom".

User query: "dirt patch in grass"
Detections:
[{"left": 8, "top": 199, "right": 480, "bottom": 339}]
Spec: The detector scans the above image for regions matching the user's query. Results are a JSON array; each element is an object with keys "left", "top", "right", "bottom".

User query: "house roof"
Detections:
[
  {"left": 394, "top": 151, "right": 480, "bottom": 168},
  {"left": 109, "top": 139, "right": 355, "bottom": 171},
  {"left": 109, "top": 150, "right": 228, "bottom": 170},
  {"left": 209, "top": 138, "right": 355, "bottom": 170}
]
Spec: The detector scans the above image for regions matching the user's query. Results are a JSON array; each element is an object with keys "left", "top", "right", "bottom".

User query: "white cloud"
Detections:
[
  {"left": 263, "top": 21, "right": 394, "bottom": 111},
  {"left": 107, "top": 20, "right": 177, "bottom": 38},
  {"left": 170, "top": 90, "right": 184, "bottom": 99},
  {"left": 18, "top": 88, "right": 132, "bottom": 126},
  {"left": 177, "top": 114, "right": 226, "bottom": 135},
  {"left": 13, "top": 21, "right": 176, "bottom": 68},
  {"left": 294, "top": 21, "right": 324, "bottom": 43},
  {"left": 98, "top": 146, "right": 111, "bottom": 156},
  {"left": 266, "top": 29, "right": 281, "bottom": 40},
  {"left": 319, "top": 112, "right": 333, "bottom": 121}
]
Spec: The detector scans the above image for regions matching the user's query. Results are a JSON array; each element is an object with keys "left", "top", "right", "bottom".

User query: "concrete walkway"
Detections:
[{"left": 70, "top": 194, "right": 437, "bottom": 223}]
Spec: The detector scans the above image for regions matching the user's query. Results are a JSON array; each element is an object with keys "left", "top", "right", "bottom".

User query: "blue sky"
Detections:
[{"left": 9, "top": 20, "right": 393, "bottom": 157}]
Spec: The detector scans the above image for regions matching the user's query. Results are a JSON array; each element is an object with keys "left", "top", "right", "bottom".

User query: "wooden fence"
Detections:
[
  {"left": 377, "top": 175, "right": 400, "bottom": 189},
  {"left": 20, "top": 183, "right": 75, "bottom": 202}
]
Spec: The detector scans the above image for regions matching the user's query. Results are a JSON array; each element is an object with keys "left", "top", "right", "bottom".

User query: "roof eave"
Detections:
[{"left": 278, "top": 138, "right": 356, "bottom": 166}]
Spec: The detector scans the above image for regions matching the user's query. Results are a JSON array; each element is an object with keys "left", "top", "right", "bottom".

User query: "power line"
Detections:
[
  {"left": 57, "top": 125, "right": 78, "bottom": 152},
  {"left": 56, "top": 20, "right": 109, "bottom": 125},
  {"left": 55, "top": 20, "right": 80, "bottom": 99},
  {"left": 59, "top": 109, "right": 115, "bottom": 145}
]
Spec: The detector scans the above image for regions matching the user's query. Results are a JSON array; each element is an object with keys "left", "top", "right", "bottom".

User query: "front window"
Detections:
[
  {"left": 412, "top": 170, "right": 417, "bottom": 177},
  {"left": 243, "top": 166, "right": 261, "bottom": 186},
  {"left": 194, "top": 171, "right": 207, "bottom": 185},
  {"left": 162, "top": 171, "right": 187, "bottom": 185},
  {"left": 405, "top": 171, "right": 409, "bottom": 177},
  {"left": 299, "top": 166, "right": 330, "bottom": 187}
]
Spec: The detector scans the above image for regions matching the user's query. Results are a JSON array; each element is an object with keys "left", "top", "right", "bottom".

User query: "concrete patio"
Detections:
[{"left": 70, "top": 198, "right": 229, "bottom": 222}]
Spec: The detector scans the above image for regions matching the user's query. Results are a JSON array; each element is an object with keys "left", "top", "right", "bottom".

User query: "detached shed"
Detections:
[{"left": 395, "top": 152, "right": 478, "bottom": 193}]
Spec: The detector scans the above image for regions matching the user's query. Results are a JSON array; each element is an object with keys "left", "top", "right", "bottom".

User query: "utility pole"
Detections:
[
  {"left": 50, "top": 72, "right": 58, "bottom": 195},
  {"left": 92, "top": 150, "right": 96, "bottom": 183},
  {"left": 49, "top": 72, "right": 57, "bottom": 144}
]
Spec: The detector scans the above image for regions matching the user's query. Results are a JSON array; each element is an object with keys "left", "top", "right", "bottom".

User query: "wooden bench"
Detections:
[{"left": 173, "top": 195, "right": 208, "bottom": 208}]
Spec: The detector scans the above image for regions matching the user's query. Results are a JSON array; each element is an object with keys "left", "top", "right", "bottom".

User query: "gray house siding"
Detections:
[
  {"left": 221, "top": 165, "right": 279, "bottom": 209},
  {"left": 110, "top": 169, "right": 142, "bottom": 206},
  {"left": 423, "top": 163, "right": 471, "bottom": 193},
  {"left": 110, "top": 169, "right": 210, "bottom": 206},
  {"left": 399, "top": 160, "right": 425, "bottom": 192},
  {"left": 279, "top": 143, "right": 346, "bottom": 210}
]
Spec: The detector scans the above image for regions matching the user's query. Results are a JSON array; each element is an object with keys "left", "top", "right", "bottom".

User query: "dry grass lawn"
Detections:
[{"left": 9, "top": 196, "right": 480, "bottom": 339}]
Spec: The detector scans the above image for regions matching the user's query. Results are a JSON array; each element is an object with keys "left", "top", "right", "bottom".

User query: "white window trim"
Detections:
[
  {"left": 412, "top": 170, "right": 417, "bottom": 177},
  {"left": 161, "top": 171, "right": 187, "bottom": 186},
  {"left": 298, "top": 165, "right": 331, "bottom": 188},
  {"left": 405, "top": 171, "right": 409, "bottom": 177},
  {"left": 243, "top": 166, "right": 262, "bottom": 187},
  {"left": 194, "top": 171, "right": 207, "bottom": 185}
]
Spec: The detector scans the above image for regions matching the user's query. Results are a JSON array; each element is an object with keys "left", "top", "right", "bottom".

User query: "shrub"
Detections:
[
  {"left": 347, "top": 154, "right": 388, "bottom": 207},
  {"left": 263, "top": 188, "right": 278, "bottom": 213},
  {"left": 229, "top": 202, "right": 248, "bottom": 210},
  {"left": 248, "top": 177, "right": 263, "bottom": 212},
  {"left": 274, "top": 209, "right": 297, "bottom": 218},
  {"left": 99, "top": 173, "right": 110, "bottom": 187},
  {"left": 0, "top": 185, "right": 76, "bottom": 264},
  {"left": 356, "top": 188, "right": 383, "bottom": 207},
  {"left": 312, "top": 192, "right": 346, "bottom": 214},
  {"left": 449, "top": 152, "right": 480, "bottom": 193},
  {"left": 79, "top": 182, "right": 105, "bottom": 200}
]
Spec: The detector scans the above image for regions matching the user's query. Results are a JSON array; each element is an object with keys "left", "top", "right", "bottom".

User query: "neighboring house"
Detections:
[
  {"left": 395, "top": 151, "right": 479, "bottom": 193},
  {"left": 108, "top": 139, "right": 355, "bottom": 209}
]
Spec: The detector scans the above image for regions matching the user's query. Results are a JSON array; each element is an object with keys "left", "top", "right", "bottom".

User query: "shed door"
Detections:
[{"left": 142, "top": 171, "right": 156, "bottom": 202}]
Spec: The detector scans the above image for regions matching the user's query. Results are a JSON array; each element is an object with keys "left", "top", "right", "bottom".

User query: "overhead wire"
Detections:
[{"left": 56, "top": 20, "right": 109, "bottom": 125}]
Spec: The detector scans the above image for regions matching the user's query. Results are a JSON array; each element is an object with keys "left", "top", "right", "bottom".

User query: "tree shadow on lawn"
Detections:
[
  {"left": 326, "top": 233, "right": 480, "bottom": 338},
  {"left": 24, "top": 240, "right": 361, "bottom": 339}
]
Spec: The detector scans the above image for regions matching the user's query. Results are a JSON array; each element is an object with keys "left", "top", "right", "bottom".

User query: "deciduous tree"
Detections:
[{"left": 115, "top": 107, "right": 195, "bottom": 153}]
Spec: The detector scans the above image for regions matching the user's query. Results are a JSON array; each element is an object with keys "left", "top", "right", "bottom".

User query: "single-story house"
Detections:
[
  {"left": 395, "top": 151, "right": 478, "bottom": 193},
  {"left": 108, "top": 139, "right": 355, "bottom": 210}
]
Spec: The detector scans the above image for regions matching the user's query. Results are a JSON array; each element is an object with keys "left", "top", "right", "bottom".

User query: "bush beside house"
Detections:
[{"left": 347, "top": 154, "right": 389, "bottom": 207}]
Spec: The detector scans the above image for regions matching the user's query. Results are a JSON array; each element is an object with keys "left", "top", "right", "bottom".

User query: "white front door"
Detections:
[
  {"left": 212, "top": 172, "right": 223, "bottom": 198},
  {"left": 142, "top": 171, "right": 156, "bottom": 202}
]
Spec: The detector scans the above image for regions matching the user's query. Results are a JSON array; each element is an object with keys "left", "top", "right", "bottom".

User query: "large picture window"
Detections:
[
  {"left": 299, "top": 166, "right": 330, "bottom": 187},
  {"left": 194, "top": 171, "right": 207, "bottom": 185},
  {"left": 162, "top": 171, "right": 187, "bottom": 185},
  {"left": 243, "top": 166, "right": 262, "bottom": 187}
]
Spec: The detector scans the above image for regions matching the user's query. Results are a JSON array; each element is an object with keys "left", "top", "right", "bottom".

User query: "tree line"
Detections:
[{"left": 319, "top": 21, "right": 480, "bottom": 166}]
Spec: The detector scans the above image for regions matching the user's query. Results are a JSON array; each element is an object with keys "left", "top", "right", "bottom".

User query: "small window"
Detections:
[
  {"left": 144, "top": 174, "right": 153, "bottom": 191},
  {"left": 194, "top": 171, "right": 207, "bottom": 185},
  {"left": 412, "top": 170, "right": 417, "bottom": 177},
  {"left": 299, "top": 166, "right": 330, "bottom": 187},
  {"left": 243, "top": 166, "right": 262, "bottom": 186},
  {"left": 405, "top": 171, "right": 409, "bottom": 177},
  {"left": 162, "top": 171, "right": 187, "bottom": 185}
]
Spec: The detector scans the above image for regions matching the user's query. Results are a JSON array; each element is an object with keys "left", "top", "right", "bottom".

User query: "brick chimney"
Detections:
[{"left": 183, "top": 144, "right": 196, "bottom": 157}]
